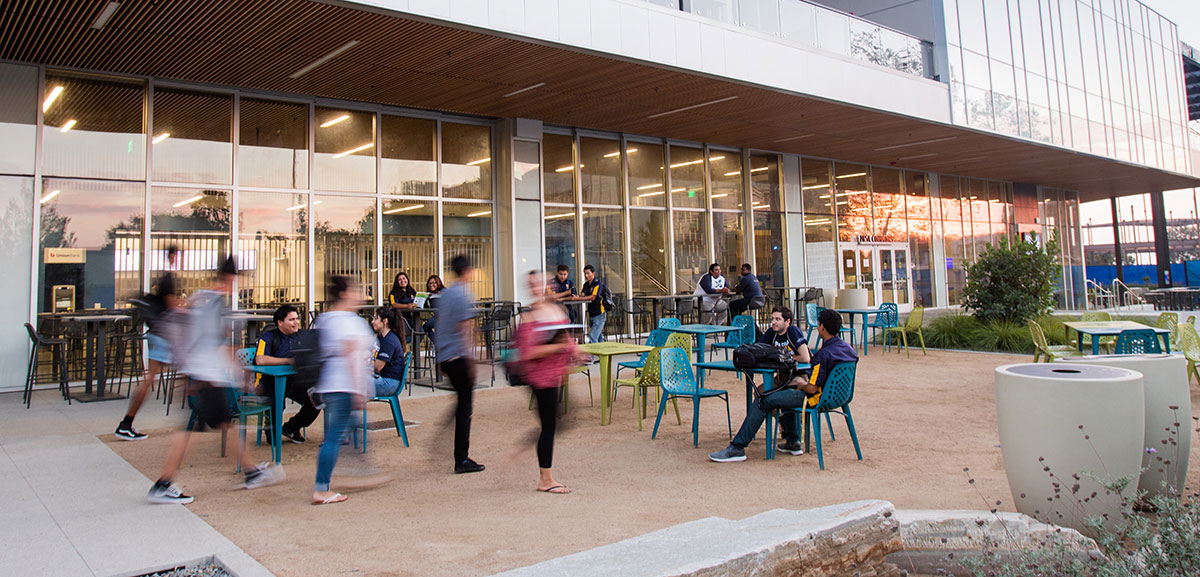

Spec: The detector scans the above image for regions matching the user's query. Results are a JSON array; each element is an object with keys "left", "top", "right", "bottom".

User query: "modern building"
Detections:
[{"left": 3, "top": 0, "right": 1199, "bottom": 390}]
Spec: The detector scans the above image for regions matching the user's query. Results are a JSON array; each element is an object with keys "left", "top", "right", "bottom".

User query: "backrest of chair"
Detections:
[
  {"left": 658, "top": 317, "right": 681, "bottom": 329},
  {"left": 645, "top": 328, "right": 670, "bottom": 348},
  {"left": 1027, "top": 320, "right": 1048, "bottom": 350},
  {"left": 1177, "top": 323, "right": 1200, "bottom": 362},
  {"left": 816, "top": 362, "right": 857, "bottom": 411},
  {"left": 24, "top": 322, "right": 40, "bottom": 345},
  {"left": 638, "top": 347, "right": 664, "bottom": 386},
  {"left": 1156, "top": 312, "right": 1179, "bottom": 342},
  {"left": 1081, "top": 311, "right": 1111, "bottom": 322},
  {"left": 1114, "top": 329, "right": 1162, "bottom": 354},
  {"left": 677, "top": 298, "right": 694, "bottom": 316},
  {"left": 879, "top": 303, "right": 898, "bottom": 326},
  {"left": 805, "top": 303, "right": 821, "bottom": 328},
  {"left": 732, "top": 315, "right": 755, "bottom": 344},
  {"left": 657, "top": 347, "right": 695, "bottom": 394},
  {"left": 235, "top": 347, "right": 256, "bottom": 367},
  {"left": 664, "top": 332, "right": 691, "bottom": 352},
  {"left": 905, "top": 307, "right": 924, "bottom": 330}
]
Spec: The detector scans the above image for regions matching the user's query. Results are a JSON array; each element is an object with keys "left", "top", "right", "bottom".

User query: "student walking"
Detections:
[
  {"left": 437, "top": 255, "right": 484, "bottom": 474},
  {"left": 117, "top": 245, "right": 181, "bottom": 440}
]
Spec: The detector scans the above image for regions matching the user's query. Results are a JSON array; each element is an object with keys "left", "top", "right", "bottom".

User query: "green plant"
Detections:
[
  {"left": 925, "top": 313, "right": 980, "bottom": 349},
  {"left": 973, "top": 320, "right": 1034, "bottom": 354},
  {"left": 963, "top": 234, "right": 1060, "bottom": 325},
  {"left": 1034, "top": 315, "right": 1070, "bottom": 346}
]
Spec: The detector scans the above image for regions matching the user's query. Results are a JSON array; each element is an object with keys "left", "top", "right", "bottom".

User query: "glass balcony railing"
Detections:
[{"left": 639, "top": 0, "right": 934, "bottom": 79}]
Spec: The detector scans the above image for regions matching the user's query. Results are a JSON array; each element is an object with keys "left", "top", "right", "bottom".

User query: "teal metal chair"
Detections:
[
  {"left": 805, "top": 303, "right": 855, "bottom": 348},
  {"left": 651, "top": 347, "right": 731, "bottom": 448},
  {"left": 355, "top": 351, "right": 411, "bottom": 452},
  {"left": 865, "top": 302, "right": 898, "bottom": 352},
  {"left": 616, "top": 328, "right": 670, "bottom": 381},
  {"left": 658, "top": 317, "right": 681, "bottom": 329},
  {"left": 231, "top": 347, "right": 275, "bottom": 472},
  {"left": 768, "top": 362, "right": 862, "bottom": 469},
  {"left": 1114, "top": 329, "right": 1163, "bottom": 355},
  {"left": 712, "top": 315, "right": 756, "bottom": 360}
]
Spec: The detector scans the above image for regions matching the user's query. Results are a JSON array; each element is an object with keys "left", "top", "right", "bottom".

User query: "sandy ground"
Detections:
[{"left": 106, "top": 349, "right": 1200, "bottom": 577}]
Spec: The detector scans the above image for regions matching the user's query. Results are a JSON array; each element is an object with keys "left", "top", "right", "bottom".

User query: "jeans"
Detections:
[
  {"left": 373, "top": 376, "right": 401, "bottom": 397},
  {"left": 314, "top": 392, "right": 353, "bottom": 492},
  {"left": 730, "top": 387, "right": 808, "bottom": 449},
  {"left": 588, "top": 313, "right": 607, "bottom": 343},
  {"left": 440, "top": 358, "right": 474, "bottom": 464}
]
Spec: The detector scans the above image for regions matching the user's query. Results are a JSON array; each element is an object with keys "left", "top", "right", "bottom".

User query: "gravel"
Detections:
[{"left": 140, "top": 560, "right": 232, "bottom": 577}]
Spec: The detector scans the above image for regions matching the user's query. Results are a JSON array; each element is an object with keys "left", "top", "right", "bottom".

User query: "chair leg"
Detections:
[
  {"left": 389, "top": 398, "right": 409, "bottom": 447},
  {"left": 723, "top": 395, "right": 732, "bottom": 440},
  {"left": 813, "top": 410, "right": 825, "bottom": 470},
  {"left": 587, "top": 371, "right": 594, "bottom": 407},
  {"left": 844, "top": 407, "right": 863, "bottom": 461},
  {"left": 651, "top": 395, "right": 669, "bottom": 439},
  {"left": 24, "top": 342, "right": 37, "bottom": 408},
  {"left": 824, "top": 412, "right": 835, "bottom": 441},
  {"left": 902, "top": 332, "right": 910, "bottom": 358},
  {"left": 58, "top": 343, "right": 71, "bottom": 403},
  {"left": 918, "top": 330, "right": 927, "bottom": 356}
]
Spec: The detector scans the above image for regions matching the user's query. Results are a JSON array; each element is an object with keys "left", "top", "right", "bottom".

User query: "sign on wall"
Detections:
[{"left": 44, "top": 247, "right": 85, "bottom": 264}]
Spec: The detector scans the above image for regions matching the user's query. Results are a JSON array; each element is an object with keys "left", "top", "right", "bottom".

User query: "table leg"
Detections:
[
  {"left": 1164, "top": 338, "right": 1171, "bottom": 354},
  {"left": 1076, "top": 329, "right": 1084, "bottom": 353},
  {"left": 96, "top": 322, "right": 109, "bottom": 396},
  {"left": 744, "top": 374, "right": 753, "bottom": 413},
  {"left": 600, "top": 355, "right": 612, "bottom": 426},
  {"left": 84, "top": 322, "right": 95, "bottom": 394},
  {"left": 696, "top": 334, "right": 707, "bottom": 384},
  {"left": 273, "top": 377, "right": 285, "bottom": 464},
  {"left": 861, "top": 314, "right": 869, "bottom": 357},
  {"left": 1092, "top": 338, "right": 1100, "bottom": 356}
]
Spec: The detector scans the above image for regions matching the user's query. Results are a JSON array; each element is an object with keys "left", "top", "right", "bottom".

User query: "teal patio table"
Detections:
[
  {"left": 1063, "top": 321, "right": 1171, "bottom": 355},
  {"left": 243, "top": 364, "right": 292, "bottom": 464},
  {"left": 579, "top": 342, "right": 653, "bottom": 426},
  {"left": 666, "top": 324, "right": 737, "bottom": 365},
  {"left": 835, "top": 308, "right": 880, "bottom": 356},
  {"left": 693, "top": 359, "right": 811, "bottom": 413}
]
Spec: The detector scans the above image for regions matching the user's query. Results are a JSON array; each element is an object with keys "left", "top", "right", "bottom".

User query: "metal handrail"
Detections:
[
  {"left": 1086, "top": 279, "right": 1114, "bottom": 310},
  {"left": 1112, "top": 278, "right": 1144, "bottom": 309}
]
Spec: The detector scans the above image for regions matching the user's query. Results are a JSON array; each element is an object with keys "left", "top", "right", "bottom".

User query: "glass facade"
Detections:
[{"left": 944, "top": 0, "right": 1190, "bottom": 173}]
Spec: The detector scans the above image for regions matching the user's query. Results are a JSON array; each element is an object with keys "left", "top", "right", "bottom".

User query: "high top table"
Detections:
[
  {"left": 578, "top": 342, "right": 653, "bottom": 425},
  {"left": 59, "top": 313, "right": 131, "bottom": 402}
]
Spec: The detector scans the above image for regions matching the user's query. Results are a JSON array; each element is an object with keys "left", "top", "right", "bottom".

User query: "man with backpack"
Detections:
[
  {"left": 253, "top": 304, "right": 319, "bottom": 444},
  {"left": 576, "top": 264, "right": 612, "bottom": 344},
  {"left": 117, "top": 245, "right": 180, "bottom": 441},
  {"left": 709, "top": 308, "right": 856, "bottom": 463}
]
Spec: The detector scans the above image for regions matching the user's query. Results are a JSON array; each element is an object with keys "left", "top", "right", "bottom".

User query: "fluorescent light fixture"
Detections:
[
  {"left": 285, "top": 203, "right": 307, "bottom": 212},
  {"left": 172, "top": 194, "right": 204, "bottom": 208},
  {"left": 383, "top": 204, "right": 425, "bottom": 214},
  {"left": 635, "top": 183, "right": 662, "bottom": 191},
  {"left": 468, "top": 210, "right": 492, "bottom": 217},
  {"left": 750, "top": 167, "right": 768, "bottom": 173},
  {"left": 152, "top": 132, "right": 170, "bottom": 144},
  {"left": 805, "top": 219, "right": 832, "bottom": 226},
  {"left": 59, "top": 119, "right": 77, "bottom": 132},
  {"left": 874, "top": 136, "right": 958, "bottom": 151},
  {"left": 289, "top": 40, "right": 360, "bottom": 79},
  {"left": 774, "top": 134, "right": 813, "bottom": 143},
  {"left": 710, "top": 155, "right": 725, "bottom": 162},
  {"left": 627, "top": 147, "right": 638, "bottom": 154},
  {"left": 896, "top": 152, "right": 938, "bottom": 161},
  {"left": 555, "top": 164, "right": 583, "bottom": 173},
  {"left": 40, "top": 189, "right": 61, "bottom": 204},
  {"left": 43, "top": 86, "right": 63, "bottom": 112},
  {"left": 723, "top": 171, "right": 740, "bottom": 177},
  {"left": 711, "top": 193, "right": 729, "bottom": 198},
  {"left": 467, "top": 157, "right": 490, "bottom": 166},
  {"left": 647, "top": 96, "right": 738, "bottom": 119},
  {"left": 802, "top": 184, "right": 829, "bottom": 190},
  {"left": 502, "top": 82, "right": 545, "bottom": 98},
  {"left": 544, "top": 211, "right": 576, "bottom": 220},
  {"left": 332, "top": 142, "right": 373, "bottom": 158},
  {"left": 603, "top": 147, "right": 638, "bottom": 158},
  {"left": 638, "top": 191, "right": 665, "bottom": 198},
  {"left": 92, "top": 2, "right": 120, "bottom": 30},
  {"left": 670, "top": 187, "right": 686, "bottom": 193},
  {"left": 835, "top": 172, "right": 866, "bottom": 179},
  {"left": 751, "top": 203, "right": 769, "bottom": 209},
  {"left": 320, "top": 114, "right": 350, "bottom": 128},
  {"left": 668, "top": 155, "right": 722, "bottom": 169}
]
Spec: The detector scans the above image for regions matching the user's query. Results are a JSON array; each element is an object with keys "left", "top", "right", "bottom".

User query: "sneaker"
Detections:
[
  {"left": 148, "top": 482, "right": 194, "bottom": 504},
  {"left": 779, "top": 441, "right": 805, "bottom": 456},
  {"left": 244, "top": 463, "right": 286, "bottom": 489},
  {"left": 115, "top": 426, "right": 148, "bottom": 441},
  {"left": 454, "top": 458, "right": 486, "bottom": 474},
  {"left": 282, "top": 429, "right": 306, "bottom": 444},
  {"left": 708, "top": 445, "right": 747, "bottom": 463}
]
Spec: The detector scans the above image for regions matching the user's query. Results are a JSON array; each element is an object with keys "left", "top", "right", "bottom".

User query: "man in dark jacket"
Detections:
[{"left": 254, "top": 304, "right": 319, "bottom": 444}]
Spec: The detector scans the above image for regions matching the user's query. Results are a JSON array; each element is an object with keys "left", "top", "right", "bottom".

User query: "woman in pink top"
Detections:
[{"left": 515, "top": 271, "right": 580, "bottom": 494}]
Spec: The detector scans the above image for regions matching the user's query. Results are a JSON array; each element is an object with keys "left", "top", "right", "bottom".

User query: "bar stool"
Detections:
[{"left": 24, "top": 323, "right": 71, "bottom": 408}]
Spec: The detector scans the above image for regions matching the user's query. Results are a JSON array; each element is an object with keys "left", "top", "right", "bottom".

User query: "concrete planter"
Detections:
[
  {"left": 995, "top": 364, "right": 1144, "bottom": 537},
  {"left": 1062, "top": 354, "right": 1192, "bottom": 498}
]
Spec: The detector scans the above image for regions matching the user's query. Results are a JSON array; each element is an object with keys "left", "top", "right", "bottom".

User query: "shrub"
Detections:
[
  {"left": 973, "top": 320, "right": 1034, "bottom": 354},
  {"left": 963, "top": 234, "right": 1060, "bottom": 325},
  {"left": 925, "top": 313, "right": 980, "bottom": 350}
]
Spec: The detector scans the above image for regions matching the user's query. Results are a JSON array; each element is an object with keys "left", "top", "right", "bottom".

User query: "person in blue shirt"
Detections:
[
  {"left": 253, "top": 304, "right": 319, "bottom": 444},
  {"left": 547, "top": 264, "right": 578, "bottom": 323},
  {"left": 388, "top": 272, "right": 418, "bottom": 334},
  {"left": 710, "top": 308, "right": 857, "bottom": 463},
  {"left": 728, "top": 263, "right": 764, "bottom": 319},
  {"left": 436, "top": 255, "right": 484, "bottom": 474},
  {"left": 370, "top": 306, "right": 408, "bottom": 396}
]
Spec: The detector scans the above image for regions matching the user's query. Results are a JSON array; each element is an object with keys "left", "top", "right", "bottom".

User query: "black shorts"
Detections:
[{"left": 186, "top": 380, "right": 237, "bottom": 432}]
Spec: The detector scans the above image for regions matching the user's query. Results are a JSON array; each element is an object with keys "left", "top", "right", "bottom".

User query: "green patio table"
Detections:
[
  {"left": 243, "top": 364, "right": 292, "bottom": 464},
  {"left": 1063, "top": 321, "right": 1171, "bottom": 355},
  {"left": 579, "top": 342, "right": 653, "bottom": 425}
]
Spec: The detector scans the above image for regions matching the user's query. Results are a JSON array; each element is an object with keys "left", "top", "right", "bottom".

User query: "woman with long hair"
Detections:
[
  {"left": 370, "top": 306, "right": 407, "bottom": 397},
  {"left": 388, "top": 272, "right": 417, "bottom": 309},
  {"left": 423, "top": 274, "right": 446, "bottom": 342}
]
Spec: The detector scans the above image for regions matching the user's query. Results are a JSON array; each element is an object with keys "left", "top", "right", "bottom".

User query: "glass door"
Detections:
[
  {"left": 859, "top": 248, "right": 875, "bottom": 306},
  {"left": 871, "top": 244, "right": 912, "bottom": 310}
]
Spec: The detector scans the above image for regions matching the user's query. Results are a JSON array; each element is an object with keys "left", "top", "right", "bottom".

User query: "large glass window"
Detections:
[
  {"left": 441, "top": 122, "right": 492, "bottom": 200},
  {"left": 381, "top": 115, "right": 436, "bottom": 196},
  {"left": 713, "top": 212, "right": 744, "bottom": 272},
  {"left": 942, "top": 177, "right": 967, "bottom": 305},
  {"left": 835, "top": 163, "right": 870, "bottom": 241},
  {"left": 753, "top": 211, "right": 785, "bottom": 287},
  {"left": 237, "top": 191, "right": 308, "bottom": 311},
  {"left": 708, "top": 151, "right": 742, "bottom": 210},
  {"left": 313, "top": 195, "right": 376, "bottom": 303},
  {"left": 444, "top": 202, "right": 493, "bottom": 298},
  {"left": 801, "top": 158, "right": 837, "bottom": 289},
  {"left": 544, "top": 209, "right": 577, "bottom": 278},
  {"left": 673, "top": 211, "right": 707, "bottom": 291},
  {"left": 583, "top": 208, "right": 625, "bottom": 300},
  {"left": 749, "top": 153, "right": 781, "bottom": 211},
  {"left": 151, "top": 187, "right": 231, "bottom": 297},
  {"left": 42, "top": 73, "right": 146, "bottom": 180},
  {"left": 669, "top": 145, "right": 706, "bottom": 209},
  {"left": 382, "top": 200, "right": 437, "bottom": 299},
  {"left": 152, "top": 89, "right": 232, "bottom": 184},
  {"left": 905, "top": 171, "right": 935, "bottom": 308},
  {"left": 543, "top": 133, "right": 575, "bottom": 204},
  {"left": 628, "top": 141, "right": 665, "bottom": 208},
  {"left": 239, "top": 98, "right": 308, "bottom": 189},
  {"left": 38, "top": 178, "right": 144, "bottom": 312},
  {"left": 314, "top": 107, "right": 375, "bottom": 193},
  {"left": 871, "top": 167, "right": 905, "bottom": 242},
  {"left": 0, "top": 63, "right": 37, "bottom": 175},
  {"left": 579, "top": 137, "right": 621, "bottom": 206},
  {"left": 630, "top": 209, "right": 669, "bottom": 294}
]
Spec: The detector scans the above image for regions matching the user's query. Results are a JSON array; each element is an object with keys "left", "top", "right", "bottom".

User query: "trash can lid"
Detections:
[{"left": 999, "top": 363, "right": 1139, "bottom": 380}]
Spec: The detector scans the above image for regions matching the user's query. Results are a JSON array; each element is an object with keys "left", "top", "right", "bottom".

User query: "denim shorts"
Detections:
[{"left": 146, "top": 333, "right": 172, "bottom": 364}]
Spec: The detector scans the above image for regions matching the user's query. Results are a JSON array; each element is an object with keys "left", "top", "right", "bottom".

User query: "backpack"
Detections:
[
  {"left": 732, "top": 342, "right": 796, "bottom": 396},
  {"left": 130, "top": 293, "right": 165, "bottom": 329},
  {"left": 600, "top": 284, "right": 616, "bottom": 312},
  {"left": 288, "top": 328, "right": 325, "bottom": 391}
]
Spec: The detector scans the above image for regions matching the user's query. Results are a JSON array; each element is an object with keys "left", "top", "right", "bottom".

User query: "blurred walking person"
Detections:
[
  {"left": 514, "top": 271, "right": 580, "bottom": 494},
  {"left": 117, "top": 245, "right": 181, "bottom": 440},
  {"left": 312, "top": 276, "right": 376, "bottom": 505},
  {"left": 148, "top": 257, "right": 283, "bottom": 504},
  {"left": 437, "top": 255, "right": 484, "bottom": 474}
]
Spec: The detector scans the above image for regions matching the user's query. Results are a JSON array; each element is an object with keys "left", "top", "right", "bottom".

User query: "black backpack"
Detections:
[
  {"left": 733, "top": 342, "right": 796, "bottom": 395},
  {"left": 130, "top": 293, "right": 165, "bottom": 328},
  {"left": 288, "top": 328, "right": 324, "bottom": 391},
  {"left": 600, "top": 284, "right": 616, "bottom": 312}
]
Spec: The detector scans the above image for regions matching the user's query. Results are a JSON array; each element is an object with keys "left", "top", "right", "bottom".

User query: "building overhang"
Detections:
[{"left": 3, "top": 0, "right": 1197, "bottom": 203}]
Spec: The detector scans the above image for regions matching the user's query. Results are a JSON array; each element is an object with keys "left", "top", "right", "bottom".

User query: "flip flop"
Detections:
[
  {"left": 537, "top": 485, "right": 571, "bottom": 494},
  {"left": 312, "top": 493, "right": 348, "bottom": 505}
]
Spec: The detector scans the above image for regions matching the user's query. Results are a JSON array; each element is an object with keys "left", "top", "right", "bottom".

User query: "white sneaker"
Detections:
[
  {"left": 148, "top": 483, "right": 194, "bottom": 504},
  {"left": 244, "top": 463, "right": 285, "bottom": 489}
]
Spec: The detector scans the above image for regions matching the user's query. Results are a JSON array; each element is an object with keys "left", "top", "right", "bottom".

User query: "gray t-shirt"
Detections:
[
  {"left": 314, "top": 310, "right": 374, "bottom": 396},
  {"left": 435, "top": 282, "right": 476, "bottom": 363},
  {"left": 178, "top": 289, "right": 234, "bottom": 385}
]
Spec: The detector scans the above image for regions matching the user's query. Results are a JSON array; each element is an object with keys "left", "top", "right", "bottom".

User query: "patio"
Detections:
[{"left": 7, "top": 346, "right": 1200, "bottom": 577}]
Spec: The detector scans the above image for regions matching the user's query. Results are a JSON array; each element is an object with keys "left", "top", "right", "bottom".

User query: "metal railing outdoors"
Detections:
[
  {"left": 1112, "top": 278, "right": 1145, "bottom": 310},
  {"left": 639, "top": 0, "right": 934, "bottom": 78}
]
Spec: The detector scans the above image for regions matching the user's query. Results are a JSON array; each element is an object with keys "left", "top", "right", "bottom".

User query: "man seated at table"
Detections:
[
  {"left": 709, "top": 308, "right": 856, "bottom": 463},
  {"left": 728, "top": 263, "right": 763, "bottom": 319},
  {"left": 694, "top": 263, "right": 731, "bottom": 325},
  {"left": 253, "top": 304, "right": 319, "bottom": 444}
]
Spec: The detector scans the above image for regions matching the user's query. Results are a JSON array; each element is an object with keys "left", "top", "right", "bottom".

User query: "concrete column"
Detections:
[
  {"left": 1110, "top": 196, "right": 1124, "bottom": 284},
  {"left": 1149, "top": 190, "right": 1172, "bottom": 287}
]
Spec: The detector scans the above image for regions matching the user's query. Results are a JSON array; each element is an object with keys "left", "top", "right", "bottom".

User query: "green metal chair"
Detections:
[
  {"left": 892, "top": 307, "right": 927, "bottom": 358},
  {"left": 1176, "top": 323, "right": 1200, "bottom": 385},
  {"left": 651, "top": 347, "right": 731, "bottom": 447},
  {"left": 612, "top": 347, "right": 680, "bottom": 431},
  {"left": 1028, "top": 320, "right": 1083, "bottom": 362},
  {"left": 1155, "top": 312, "right": 1179, "bottom": 350}
]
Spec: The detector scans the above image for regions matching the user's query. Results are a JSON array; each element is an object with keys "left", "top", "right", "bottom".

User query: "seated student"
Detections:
[
  {"left": 254, "top": 304, "right": 320, "bottom": 444},
  {"left": 758, "top": 306, "right": 811, "bottom": 365},
  {"left": 728, "top": 263, "right": 763, "bottom": 319},
  {"left": 370, "top": 306, "right": 408, "bottom": 397},
  {"left": 709, "top": 308, "right": 857, "bottom": 463},
  {"left": 388, "top": 272, "right": 418, "bottom": 333},
  {"left": 422, "top": 274, "right": 445, "bottom": 343},
  {"left": 694, "top": 263, "right": 731, "bottom": 325}
]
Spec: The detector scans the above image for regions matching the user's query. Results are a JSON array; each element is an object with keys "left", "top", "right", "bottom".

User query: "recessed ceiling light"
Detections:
[
  {"left": 467, "top": 157, "right": 490, "bottom": 166},
  {"left": 320, "top": 114, "right": 350, "bottom": 128},
  {"left": 874, "top": 136, "right": 958, "bottom": 151},
  {"left": 289, "top": 40, "right": 360, "bottom": 80},
  {"left": 896, "top": 152, "right": 938, "bottom": 161},
  {"left": 647, "top": 96, "right": 738, "bottom": 119},
  {"left": 40, "top": 190, "right": 61, "bottom": 204},
  {"left": 332, "top": 142, "right": 373, "bottom": 158},
  {"left": 42, "top": 86, "right": 63, "bottom": 112},
  {"left": 836, "top": 172, "right": 866, "bottom": 179},
  {"left": 152, "top": 132, "right": 170, "bottom": 144},
  {"left": 502, "top": 82, "right": 545, "bottom": 98},
  {"left": 59, "top": 119, "right": 77, "bottom": 133},
  {"left": 172, "top": 194, "right": 204, "bottom": 208},
  {"left": 383, "top": 204, "right": 425, "bottom": 214},
  {"left": 774, "top": 134, "right": 813, "bottom": 143},
  {"left": 468, "top": 210, "right": 492, "bottom": 217},
  {"left": 636, "top": 183, "right": 662, "bottom": 191},
  {"left": 91, "top": 2, "right": 120, "bottom": 30}
]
